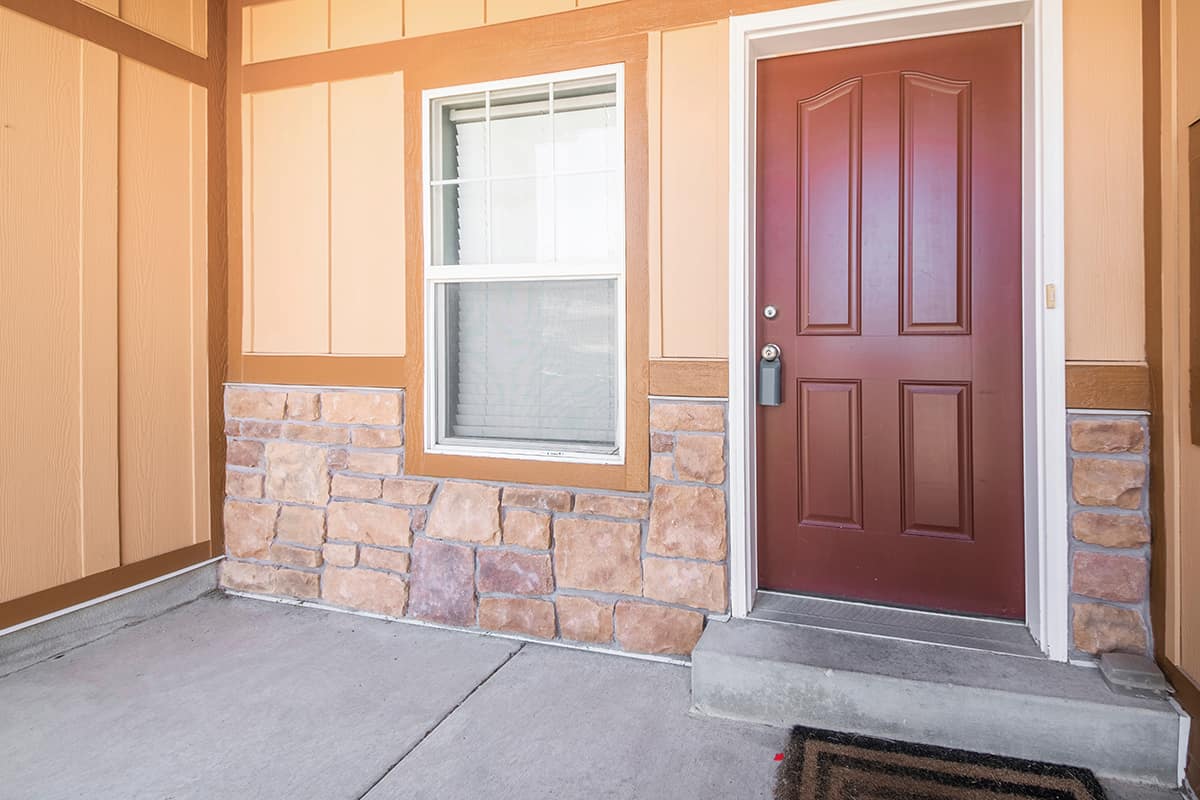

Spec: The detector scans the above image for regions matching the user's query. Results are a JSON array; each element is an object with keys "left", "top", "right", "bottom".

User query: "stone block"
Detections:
[
  {"left": 1072, "top": 602, "right": 1148, "bottom": 655},
  {"left": 478, "top": 597, "right": 556, "bottom": 639},
  {"left": 320, "top": 391, "right": 401, "bottom": 425},
  {"left": 502, "top": 486, "right": 572, "bottom": 513},
  {"left": 224, "top": 501, "right": 278, "bottom": 560},
  {"left": 226, "top": 387, "right": 286, "bottom": 420},
  {"left": 643, "top": 558, "right": 726, "bottom": 612},
  {"left": 554, "top": 518, "right": 642, "bottom": 595},
  {"left": 673, "top": 435, "right": 725, "bottom": 484},
  {"left": 322, "top": 566, "right": 408, "bottom": 617},
  {"left": 383, "top": 478, "right": 438, "bottom": 505},
  {"left": 221, "top": 561, "right": 318, "bottom": 599},
  {"left": 556, "top": 596, "right": 614, "bottom": 644},
  {"left": 573, "top": 493, "right": 650, "bottom": 519},
  {"left": 427, "top": 482, "right": 501, "bottom": 544},
  {"left": 647, "top": 484, "right": 727, "bottom": 561},
  {"left": 1070, "top": 419, "right": 1146, "bottom": 454},
  {"left": 1072, "top": 458, "right": 1145, "bottom": 509},
  {"left": 614, "top": 601, "right": 704, "bottom": 655},
  {"left": 408, "top": 538, "right": 476, "bottom": 626},
  {"left": 477, "top": 551, "right": 553, "bottom": 595},
  {"left": 1072, "top": 512, "right": 1150, "bottom": 549},
  {"left": 327, "top": 501, "right": 412, "bottom": 547},
  {"left": 650, "top": 403, "right": 724, "bottom": 432},
  {"left": 1072, "top": 552, "right": 1148, "bottom": 603},
  {"left": 265, "top": 441, "right": 330, "bottom": 504},
  {"left": 275, "top": 505, "right": 325, "bottom": 546},
  {"left": 502, "top": 509, "right": 552, "bottom": 550}
]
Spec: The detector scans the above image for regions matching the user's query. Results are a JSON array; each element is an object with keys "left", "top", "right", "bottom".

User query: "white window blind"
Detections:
[{"left": 425, "top": 67, "right": 625, "bottom": 458}]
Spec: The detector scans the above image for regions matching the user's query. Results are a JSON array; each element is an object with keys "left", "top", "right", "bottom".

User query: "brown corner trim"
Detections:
[
  {"left": 238, "top": 355, "right": 409, "bottom": 388},
  {"left": 649, "top": 359, "right": 729, "bottom": 397},
  {"left": 0, "top": 0, "right": 212, "bottom": 88},
  {"left": 1065, "top": 363, "right": 1152, "bottom": 411},
  {"left": 0, "top": 542, "right": 214, "bottom": 631}
]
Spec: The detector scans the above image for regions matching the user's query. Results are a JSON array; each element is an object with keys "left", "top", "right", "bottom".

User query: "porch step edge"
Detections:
[{"left": 692, "top": 618, "right": 1184, "bottom": 787}]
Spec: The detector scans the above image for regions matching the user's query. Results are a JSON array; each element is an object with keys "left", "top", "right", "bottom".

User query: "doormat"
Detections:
[{"left": 775, "top": 726, "right": 1106, "bottom": 799}]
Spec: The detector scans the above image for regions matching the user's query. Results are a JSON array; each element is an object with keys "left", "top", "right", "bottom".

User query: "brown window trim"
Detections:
[
  {"left": 649, "top": 359, "right": 729, "bottom": 397},
  {"left": 1064, "top": 362, "right": 1152, "bottom": 411}
]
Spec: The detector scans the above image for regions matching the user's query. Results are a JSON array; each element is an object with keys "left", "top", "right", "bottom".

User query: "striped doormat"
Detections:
[{"left": 775, "top": 726, "right": 1106, "bottom": 799}]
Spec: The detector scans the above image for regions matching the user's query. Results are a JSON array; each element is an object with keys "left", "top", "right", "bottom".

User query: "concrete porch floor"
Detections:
[{"left": 0, "top": 593, "right": 1184, "bottom": 800}]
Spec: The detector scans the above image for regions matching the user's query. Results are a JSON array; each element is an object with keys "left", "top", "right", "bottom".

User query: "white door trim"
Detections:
[{"left": 726, "top": 0, "right": 1070, "bottom": 661}]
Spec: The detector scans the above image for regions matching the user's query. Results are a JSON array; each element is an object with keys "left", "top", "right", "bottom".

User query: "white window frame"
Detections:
[{"left": 421, "top": 64, "right": 628, "bottom": 465}]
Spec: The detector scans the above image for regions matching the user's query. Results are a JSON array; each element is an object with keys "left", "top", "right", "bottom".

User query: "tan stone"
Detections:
[
  {"left": 327, "top": 501, "right": 412, "bottom": 547},
  {"left": 650, "top": 403, "right": 724, "bottom": 432},
  {"left": 573, "top": 493, "right": 650, "bottom": 519},
  {"left": 265, "top": 441, "right": 330, "bottom": 504},
  {"left": 1072, "top": 602, "right": 1148, "bottom": 654},
  {"left": 651, "top": 454, "right": 675, "bottom": 481},
  {"left": 383, "top": 478, "right": 438, "bottom": 506},
  {"left": 651, "top": 432, "right": 675, "bottom": 453},
  {"left": 1070, "top": 419, "right": 1146, "bottom": 454},
  {"left": 673, "top": 435, "right": 725, "bottom": 484},
  {"left": 352, "top": 428, "right": 404, "bottom": 448},
  {"left": 1072, "top": 458, "right": 1146, "bottom": 509},
  {"left": 226, "top": 387, "right": 287, "bottom": 420},
  {"left": 477, "top": 551, "right": 553, "bottom": 595},
  {"left": 327, "top": 449, "right": 350, "bottom": 470},
  {"left": 556, "top": 596, "right": 614, "bottom": 643},
  {"left": 225, "top": 470, "right": 264, "bottom": 499},
  {"left": 283, "top": 423, "right": 351, "bottom": 445},
  {"left": 358, "top": 547, "right": 411, "bottom": 573},
  {"left": 648, "top": 484, "right": 727, "bottom": 560},
  {"left": 479, "top": 598, "right": 556, "bottom": 639},
  {"left": 502, "top": 509, "right": 552, "bottom": 549},
  {"left": 227, "top": 439, "right": 264, "bottom": 468},
  {"left": 643, "top": 558, "right": 726, "bottom": 612},
  {"left": 1072, "top": 552, "right": 1148, "bottom": 603},
  {"left": 238, "top": 420, "right": 283, "bottom": 439},
  {"left": 554, "top": 518, "right": 642, "bottom": 595},
  {"left": 285, "top": 392, "right": 320, "bottom": 421},
  {"left": 614, "top": 601, "right": 704, "bottom": 655},
  {"left": 322, "top": 542, "right": 358, "bottom": 567},
  {"left": 269, "top": 542, "right": 323, "bottom": 569},
  {"left": 346, "top": 451, "right": 401, "bottom": 475},
  {"left": 275, "top": 505, "right": 325, "bottom": 546},
  {"left": 427, "top": 482, "right": 501, "bottom": 544},
  {"left": 321, "top": 391, "right": 401, "bottom": 425},
  {"left": 331, "top": 474, "right": 382, "bottom": 500},
  {"left": 221, "top": 560, "right": 318, "bottom": 599},
  {"left": 224, "top": 501, "right": 278, "bottom": 559},
  {"left": 1072, "top": 512, "right": 1150, "bottom": 549},
  {"left": 322, "top": 567, "right": 408, "bottom": 617},
  {"left": 408, "top": 538, "right": 476, "bottom": 625},
  {"left": 502, "top": 486, "right": 572, "bottom": 512}
]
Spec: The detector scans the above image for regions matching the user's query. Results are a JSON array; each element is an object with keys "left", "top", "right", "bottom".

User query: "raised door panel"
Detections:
[
  {"left": 798, "top": 380, "right": 863, "bottom": 529},
  {"left": 0, "top": 10, "right": 86, "bottom": 602},
  {"left": 330, "top": 0, "right": 404, "bottom": 50},
  {"left": 797, "top": 78, "right": 861, "bottom": 335},
  {"left": 118, "top": 58, "right": 210, "bottom": 563},
  {"left": 900, "top": 72, "right": 971, "bottom": 335},
  {"left": 330, "top": 73, "right": 406, "bottom": 355},
  {"left": 245, "top": 84, "right": 331, "bottom": 354},
  {"left": 901, "top": 382, "right": 973, "bottom": 539}
]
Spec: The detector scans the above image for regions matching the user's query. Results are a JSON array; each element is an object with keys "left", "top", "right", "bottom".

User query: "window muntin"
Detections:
[{"left": 423, "top": 66, "right": 626, "bottom": 461}]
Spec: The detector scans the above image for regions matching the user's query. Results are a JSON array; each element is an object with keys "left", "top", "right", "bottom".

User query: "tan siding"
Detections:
[
  {"left": 244, "top": 0, "right": 328, "bottom": 63},
  {"left": 404, "top": 0, "right": 485, "bottom": 38},
  {"left": 488, "top": 0, "right": 575, "bottom": 24},
  {"left": 1063, "top": 0, "right": 1146, "bottom": 362},
  {"left": 0, "top": 10, "right": 86, "bottom": 602},
  {"left": 121, "top": 0, "right": 208, "bottom": 56},
  {"left": 330, "top": 73, "right": 406, "bottom": 356},
  {"left": 330, "top": 0, "right": 405, "bottom": 49},
  {"left": 117, "top": 59, "right": 210, "bottom": 563},
  {"left": 245, "top": 84, "right": 331, "bottom": 354},
  {"left": 653, "top": 22, "right": 729, "bottom": 359}
]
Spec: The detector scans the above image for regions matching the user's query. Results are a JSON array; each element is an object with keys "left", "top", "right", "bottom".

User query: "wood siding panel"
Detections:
[
  {"left": 404, "top": 0, "right": 485, "bottom": 38},
  {"left": 0, "top": 10, "right": 86, "bottom": 602},
  {"left": 654, "top": 22, "right": 729, "bottom": 359},
  {"left": 488, "top": 0, "right": 575, "bottom": 25},
  {"left": 330, "top": 0, "right": 404, "bottom": 50},
  {"left": 1063, "top": 0, "right": 1146, "bottom": 361},
  {"left": 121, "top": 0, "right": 207, "bottom": 56},
  {"left": 243, "top": 0, "right": 327, "bottom": 63},
  {"left": 245, "top": 84, "right": 331, "bottom": 354},
  {"left": 117, "top": 59, "right": 210, "bottom": 564},
  {"left": 330, "top": 72, "right": 406, "bottom": 356}
]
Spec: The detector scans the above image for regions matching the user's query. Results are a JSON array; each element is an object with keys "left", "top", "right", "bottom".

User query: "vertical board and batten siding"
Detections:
[
  {"left": 82, "top": 0, "right": 208, "bottom": 55},
  {"left": 241, "top": 73, "right": 405, "bottom": 356},
  {"left": 0, "top": 5, "right": 211, "bottom": 605},
  {"left": 1063, "top": 0, "right": 1146, "bottom": 363}
]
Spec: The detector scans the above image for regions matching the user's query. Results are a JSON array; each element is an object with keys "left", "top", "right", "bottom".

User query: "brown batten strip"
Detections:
[
  {"left": 238, "top": 0, "right": 821, "bottom": 93},
  {"left": 0, "top": 542, "right": 214, "bottom": 631},
  {"left": 0, "top": 0, "right": 211, "bottom": 88},
  {"left": 1064, "top": 363, "right": 1152, "bottom": 411},
  {"left": 226, "top": 0, "right": 246, "bottom": 384},
  {"left": 208, "top": 0, "right": 231, "bottom": 558},
  {"left": 239, "top": 355, "right": 408, "bottom": 388},
  {"left": 649, "top": 359, "right": 729, "bottom": 397}
]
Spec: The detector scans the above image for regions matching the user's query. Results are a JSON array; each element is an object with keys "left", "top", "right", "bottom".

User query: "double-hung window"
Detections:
[{"left": 423, "top": 65, "right": 625, "bottom": 463}]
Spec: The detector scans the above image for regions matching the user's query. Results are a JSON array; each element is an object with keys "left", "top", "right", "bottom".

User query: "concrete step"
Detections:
[{"left": 691, "top": 618, "right": 1185, "bottom": 787}]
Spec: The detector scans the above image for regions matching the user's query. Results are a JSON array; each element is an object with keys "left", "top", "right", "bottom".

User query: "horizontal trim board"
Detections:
[
  {"left": 1064, "top": 363, "right": 1151, "bottom": 411},
  {"left": 0, "top": 0, "right": 211, "bottom": 88},
  {"left": 649, "top": 359, "right": 729, "bottom": 397},
  {"left": 240, "top": 355, "right": 408, "bottom": 388},
  {"left": 0, "top": 542, "right": 214, "bottom": 630}
]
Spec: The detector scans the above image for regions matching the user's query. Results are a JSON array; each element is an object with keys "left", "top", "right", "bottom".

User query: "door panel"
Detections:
[{"left": 755, "top": 27, "right": 1024, "bottom": 618}]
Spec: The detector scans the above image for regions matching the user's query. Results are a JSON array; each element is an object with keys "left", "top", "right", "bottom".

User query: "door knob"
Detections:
[
  {"left": 761, "top": 343, "right": 781, "bottom": 362},
  {"left": 759, "top": 344, "right": 782, "bottom": 406}
]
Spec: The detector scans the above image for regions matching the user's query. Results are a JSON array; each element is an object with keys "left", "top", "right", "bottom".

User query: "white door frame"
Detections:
[{"left": 726, "top": 0, "right": 1070, "bottom": 661}]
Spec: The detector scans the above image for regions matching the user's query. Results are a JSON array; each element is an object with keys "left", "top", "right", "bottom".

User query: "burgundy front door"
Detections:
[{"left": 755, "top": 28, "right": 1025, "bottom": 619}]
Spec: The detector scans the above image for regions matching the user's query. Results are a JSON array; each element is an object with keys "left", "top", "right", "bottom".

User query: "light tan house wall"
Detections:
[{"left": 0, "top": 1, "right": 222, "bottom": 625}]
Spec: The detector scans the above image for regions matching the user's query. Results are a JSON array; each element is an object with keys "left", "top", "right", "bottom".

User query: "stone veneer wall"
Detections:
[
  {"left": 220, "top": 385, "right": 729, "bottom": 658},
  {"left": 1067, "top": 413, "right": 1153, "bottom": 658}
]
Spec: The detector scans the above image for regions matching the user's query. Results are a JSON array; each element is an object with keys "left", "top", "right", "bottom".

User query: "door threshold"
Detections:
[{"left": 748, "top": 591, "right": 1044, "bottom": 658}]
